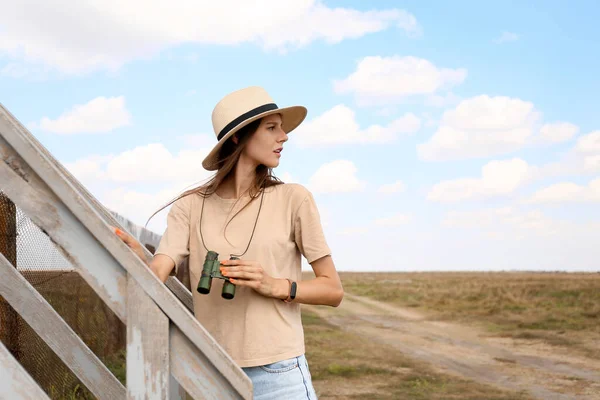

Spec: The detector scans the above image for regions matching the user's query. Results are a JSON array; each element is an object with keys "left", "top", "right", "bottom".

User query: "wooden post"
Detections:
[
  {"left": 0, "top": 192, "right": 19, "bottom": 362},
  {"left": 127, "top": 276, "right": 169, "bottom": 399}
]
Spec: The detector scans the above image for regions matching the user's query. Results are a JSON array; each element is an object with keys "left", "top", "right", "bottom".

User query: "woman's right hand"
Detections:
[{"left": 111, "top": 225, "right": 149, "bottom": 265}]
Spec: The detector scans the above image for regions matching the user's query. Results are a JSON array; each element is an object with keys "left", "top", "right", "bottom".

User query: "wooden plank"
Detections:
[
  {"left": 0, "top": 103, "right": 253, "bottom": 399},
  {"left": 127, "top": 276, "right": 170, "bottom": 400},
  {"left": 165, "top": 276, "right": 194, "bottom": 313},
  {"left": 170, "top": 323, "right": 247, "bottom": 400},
  {"left": 0, "top": 252, "right": 126, "bottom": 400},
  {"left": 0, "top": 341, "right": 50, "bottom": 400},
  {"left": 0, "top": 138, "right": 128, "bottom": 321}
]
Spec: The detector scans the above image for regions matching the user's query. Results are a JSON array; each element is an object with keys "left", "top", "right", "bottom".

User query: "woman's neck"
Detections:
[{"left": 217, "top": 158, "right": 257, "bottom": 199}]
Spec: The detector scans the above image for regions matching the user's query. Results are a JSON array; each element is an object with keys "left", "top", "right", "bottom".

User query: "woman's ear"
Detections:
[{"left": 232, "top": 134, "right": 239, "bottom": 145}]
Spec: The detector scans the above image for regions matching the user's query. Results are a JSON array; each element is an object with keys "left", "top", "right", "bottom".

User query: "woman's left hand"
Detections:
[{"left": 220, "top": 259, "right": 285, "bottom": 299}]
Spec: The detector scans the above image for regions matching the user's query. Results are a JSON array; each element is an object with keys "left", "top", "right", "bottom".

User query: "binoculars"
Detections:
[{"left": 197, "top": 250, "right": 237, "bottom": 300}]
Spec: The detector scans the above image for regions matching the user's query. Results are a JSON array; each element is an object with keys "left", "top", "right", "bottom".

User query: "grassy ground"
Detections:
[
  {"left": 11, "top": 271, "right": 598, "bottom": 398},
  {"left": 302, "top": 309, "right": 531, "bottom": 399},
  {"left": 335, "top": 271, "right": 600, "bottom": 359}
]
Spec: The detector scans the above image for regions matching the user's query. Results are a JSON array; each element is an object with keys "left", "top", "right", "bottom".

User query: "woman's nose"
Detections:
[{"left": 279, "top": 131, "right": 288, "bottom": 142}]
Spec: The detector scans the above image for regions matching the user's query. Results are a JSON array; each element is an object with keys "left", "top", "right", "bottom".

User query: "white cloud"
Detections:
[
  {"left": 337, "top": 226, "right": 370, "bottom": 236},
  {"left": 572, "top": 131, "right": 600, "bottom": 173},
  {"left": 65, "top": 154, "right": 114, "bottom": 183},
  {"left": 333, "top": 56, "right": 467, "bottom": 106},
  {"left": 539, "top": 122, "right": 579, "bottom": 143},
  {"left": 374, "top": 107, "right": 396, "bottom": 117},
  {"left": 294, "top": 104, "right": 420, "bottom": 148},
  {"left": 106, "top": 144, "right": 213, "bottom": 183},
  {"left": 443, "top": 207, "right": 565, "bottom": 237},
  {"left": 534, "top": 130, "right": 600, "bottom": 179},
  {"left": 540, "top": 130, "right": 600, "bottom": 177},
  {"left": 32, "top": 96, "right": 131, "bottom": 134},
  {"left": 63, "top": 141, "right": 215, "bottom": 232},
  {"left": 575, "top": 130, "right": 600, "bottom": 153},
  {"left": 374, "top": 212, "right": 412, "bottom": 226},
  {"left": 418, "top": 95, "right": 541, "bottom": 161},
  {"left": 178, "top": 133, "right": 215, "bottom": 148},
  {"left": 427, "top": 158, "right": 533, "bottom": 202},
  {"left": 64, "top": 143, "right": 213, "bottom": 186},
  {"left": 336, "top": 212, "right": 412, "bottom": 236},
  {"left": 443, "top": 207, "right": 513, "bottom": 229},
  {"left": 0, "top": 1, "right": 420, "bottom": 75},
  {"left": 494, "top": 32, "right": 520, "bottom": 44},
  {"left": 378, "top": 180, "right": 405, "bottom": 194},
  {"left": 418, "top": 96, "right": 583, "bottom": 161},
  {"left": 308, "top": 160, "right": 366, "bottom": 193},
  {"left": 103, "top": 186, "right": 187, "bottom": 233},
  {"left": 279, "top": 171, "right": 296, "bottom": 183},
  {"left": 526, "top": 178, "right": 600, "bottom": 204},
  {"left": 424, "top": 92, "right": 462, "bottom": 108}
]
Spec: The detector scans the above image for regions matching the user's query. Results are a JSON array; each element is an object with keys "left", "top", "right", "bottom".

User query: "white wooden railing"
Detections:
[{"left": 0, "top": 103, "right": 252, "bottom": 399}]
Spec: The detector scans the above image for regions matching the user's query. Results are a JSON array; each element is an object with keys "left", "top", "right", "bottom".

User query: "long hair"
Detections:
[{"left": 144, "top": 117, "right": 284, "bottom": 229}]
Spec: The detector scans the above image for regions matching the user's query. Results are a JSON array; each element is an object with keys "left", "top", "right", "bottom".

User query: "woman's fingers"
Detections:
[
  {"left": 113, "top": 226, "right": 142, "bottom": 250},
  {"left": 222, "top": 269, "right": 261, "bottom": 281},
  {"left": 221, "top": 265, "right": 261, "bottom": 273},
  {"left": 226, "top": 277, "right": 260, "bottom": 289},
  {"left": 114, "top": 226, "right": 133, "bottom": 245},
  {"left": 108, "top": 225, "right": 150, "bottom": 265},
  {"left": 220, "top": 259, "right": 257, "bottom": 267}
]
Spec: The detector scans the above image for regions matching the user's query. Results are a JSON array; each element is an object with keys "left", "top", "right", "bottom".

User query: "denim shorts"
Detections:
[{"left": 242, "top": 354, "right": 318, "bottom": 399}]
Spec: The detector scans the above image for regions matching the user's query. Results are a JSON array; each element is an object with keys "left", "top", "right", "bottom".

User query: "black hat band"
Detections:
[{"left": 217, "top": 103, "right": 278, "bottom": 141}]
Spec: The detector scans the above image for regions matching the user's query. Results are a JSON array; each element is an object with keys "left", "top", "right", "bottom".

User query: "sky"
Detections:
[{"left": 1, "top": 0, "right": 599, "bottom": 272}]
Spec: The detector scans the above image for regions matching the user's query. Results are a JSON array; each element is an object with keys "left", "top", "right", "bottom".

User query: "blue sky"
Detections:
[{"left": 1, "top": 1, "right": 599, "bottom": 271}]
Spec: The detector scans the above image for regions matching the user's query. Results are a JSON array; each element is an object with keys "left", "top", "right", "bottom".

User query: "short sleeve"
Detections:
[
  {"left": 155, "top": 196, "right": 191, "bottom": 273},
  {"left": 293, "top": 191, "right": 331, "bottom": 264}
]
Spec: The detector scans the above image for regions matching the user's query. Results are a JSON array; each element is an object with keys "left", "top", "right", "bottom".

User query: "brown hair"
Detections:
[{"left": 144, "top": 117, "right": 284, "bottom": 229}]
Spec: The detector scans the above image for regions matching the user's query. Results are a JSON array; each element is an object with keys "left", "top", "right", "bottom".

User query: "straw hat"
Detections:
[{"left": 202, "top": 86, "right": 307, "bottom": 171}]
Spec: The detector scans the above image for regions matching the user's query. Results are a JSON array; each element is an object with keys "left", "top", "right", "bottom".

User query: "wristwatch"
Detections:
[{"left": 283, "top": 279, "right": 297, "bottom": 303}]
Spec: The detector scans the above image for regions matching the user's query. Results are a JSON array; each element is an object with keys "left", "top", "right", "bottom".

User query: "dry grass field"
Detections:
[
  {"left": 302, "top": 309, "right": 531, "bottom": 399},
  {"left": 338, "top": 271, "right": 600, "bottom": 358},
  {"left": 302, "top": 271, "right": 600, "bottom": 399}
]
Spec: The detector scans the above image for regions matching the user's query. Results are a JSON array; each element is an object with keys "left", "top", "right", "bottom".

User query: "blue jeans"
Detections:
[{"left": 242, "top": 354, "right": 318, "bottom": 399}]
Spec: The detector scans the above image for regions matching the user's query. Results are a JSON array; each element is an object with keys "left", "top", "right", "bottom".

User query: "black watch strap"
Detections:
[{"left": 284, "top": 279, "right": 297, "bottom": 302}]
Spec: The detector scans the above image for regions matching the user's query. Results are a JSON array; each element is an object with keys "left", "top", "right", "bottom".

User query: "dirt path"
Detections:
[{"left": 304, "top": 293, "right": 600, "bottom": 400}]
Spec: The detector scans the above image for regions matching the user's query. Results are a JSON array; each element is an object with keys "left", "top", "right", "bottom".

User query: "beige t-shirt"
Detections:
[{"left": 155, "top": 183, "right": 331, "bottom": 367}]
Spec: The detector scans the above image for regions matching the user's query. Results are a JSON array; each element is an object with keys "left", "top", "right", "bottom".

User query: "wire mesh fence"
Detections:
[{"left": 0, "top": 190, "right": 126, "bottom": 399}]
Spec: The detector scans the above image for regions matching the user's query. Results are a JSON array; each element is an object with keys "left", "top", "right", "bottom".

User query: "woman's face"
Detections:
[{"left": 241, "top": 114, "right": 288, "bottom": 169}]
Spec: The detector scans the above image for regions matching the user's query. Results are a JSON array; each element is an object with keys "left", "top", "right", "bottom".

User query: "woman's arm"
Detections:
[
  {"left": 220, "top": 255, "right": 344, "bottom": 307},
  {"left": 279, "top": 255, "right": 344, "bottom": 307},
  {"left": 149, "top": 254, "right": 176, "bottom": 283}
]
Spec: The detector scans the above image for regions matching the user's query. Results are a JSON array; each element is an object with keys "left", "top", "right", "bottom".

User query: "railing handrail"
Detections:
[{"left": 0, "top": 102, "right": 252, "bottom": 399}]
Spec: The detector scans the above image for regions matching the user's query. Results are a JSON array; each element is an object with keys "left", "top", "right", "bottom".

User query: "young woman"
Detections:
[{"left": 115, "top": 86, "right": 344, "bottom": 399}]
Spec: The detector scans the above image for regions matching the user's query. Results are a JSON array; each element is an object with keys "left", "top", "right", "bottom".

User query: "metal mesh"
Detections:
[{"left": 0, "top": 191, "right": 126, "bottom": 399}]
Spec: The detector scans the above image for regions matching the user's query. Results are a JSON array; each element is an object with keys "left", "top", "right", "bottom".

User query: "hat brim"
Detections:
[{"left": 201, "top": 105, "right": 307, "bottom": 171}]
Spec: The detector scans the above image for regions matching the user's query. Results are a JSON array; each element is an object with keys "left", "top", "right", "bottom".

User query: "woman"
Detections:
[{"left": 114, "top": 86, "right": 344, "bottom": 399}]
